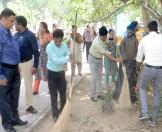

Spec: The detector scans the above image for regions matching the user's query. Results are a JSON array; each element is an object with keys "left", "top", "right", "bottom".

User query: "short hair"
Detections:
[
  {"left": 53, "top": 29, "right": 64, "bottom": 39},
  {"left": 52, "top": 23, "right": 57, "bottom": 27},
  {"left": 16, "top": 16, "right": 27, "bottom": 27},
  {"left": 108, "top": 29, "right": 114, "bottom": 33},
  {"left": 148, "top": 21, "right": 158, "bottom": 32},
  {"left": 0, "top": 8, "right": 16, "bottom": 19},
  {"left": 72, "top": 25, "right": 77, "bottom": 28},
  {"left": 99, "top": 26, "right": 108, "bottom": 36}
]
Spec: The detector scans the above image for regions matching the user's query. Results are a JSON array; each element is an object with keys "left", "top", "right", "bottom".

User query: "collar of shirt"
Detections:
[
  {"left": 17, "top": 28, "right": 28, "bottom": 35},
  {"left": 148, "top": 31, "right": 158, "bottom": 36},
  {"left": 98, "top": 37, "right": 106, "bottom": 45},
  {"left": 136, "top": 31, "right": 162, "bottom": 66},
  {"left": 53, "top": 43, "right": 63, "bottom": 49},
  {"left": 0, "top": 24, "right": 12, "bottom": 36}
]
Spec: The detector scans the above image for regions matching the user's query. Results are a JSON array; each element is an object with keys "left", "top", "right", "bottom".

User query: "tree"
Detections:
[
  {"left": 1, "top": 0, "right": 10, "bottom": 8},
  {"left": 1, "top": 0, "right": 161, "bottom": 31},
  {"left": 141, "top": 0, "right": 149, "bottom": 31},
  {"left": 82, "top": 0, "right": 162, "bottom": 30}
]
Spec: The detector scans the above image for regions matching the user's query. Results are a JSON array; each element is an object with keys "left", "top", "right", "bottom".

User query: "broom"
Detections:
[
  {"left": 102, "top": 63, "right": 132, "bottom": 112},
  {"left": 67, "top": 10, "right": 78, "bottom": 101},
  {"left": 102, "top": 61, "right": 119, "bottom": 113},
  {"left": 113, "top": 63, "right": 131, "bottom": 110}
]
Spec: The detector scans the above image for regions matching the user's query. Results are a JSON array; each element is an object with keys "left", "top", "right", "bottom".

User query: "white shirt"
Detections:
[{"left": 136, "top": 31, "right": 162, "bottom": 66}]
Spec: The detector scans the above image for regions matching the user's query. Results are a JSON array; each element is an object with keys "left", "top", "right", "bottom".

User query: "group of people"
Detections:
[
  {"left": 0, "top": 7, "right": 162, "bottom": 132},
  {"left": 88, "top": 21, "right": 162, "bottom": 127},
  {"left": 0, "top": 8, "right": 59, "bottom": 132},
  {"left": 0, "top": 7, "right": 97, "bottom": 132}
]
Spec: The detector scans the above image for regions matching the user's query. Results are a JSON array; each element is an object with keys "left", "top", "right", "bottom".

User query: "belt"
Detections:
[
  {"left": 85, "top": 41, "right": 92, "bottom": 44},
  {"left": 21, "top": 58, "right": 32, "bottom": 63},
  {"left": 89, "top": 54, "right": 102, "bottom": 59},
  {"left": 144, "top": 64, "right": 162, "bottom": 69},
  {"left": 48, "top": 69, "right": 65, "bottom": 74},
  {"left": 2, "top": 63, "right": 18, "bottom": 69}
]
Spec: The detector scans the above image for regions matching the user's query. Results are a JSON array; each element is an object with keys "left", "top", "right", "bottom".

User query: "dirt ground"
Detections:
[
  {"left": 33, "top": 76, "right": 162, "bottom": 132},
  {"left": 67, "top": 76, "right": 162, "bottom": 132}
]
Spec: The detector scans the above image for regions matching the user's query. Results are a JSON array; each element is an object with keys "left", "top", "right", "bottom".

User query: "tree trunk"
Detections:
[
  {"left": 2, "top": 0, "right": 9, "bottom": 8},
  {"left": 159, "top": 0, "right": 162, "bottom": 29},
  {"left": 160, "top": 0, "right": 162, "bottom": 7},
  {"left": 141, "top": 0, "right": 149, "bottom": 32}
]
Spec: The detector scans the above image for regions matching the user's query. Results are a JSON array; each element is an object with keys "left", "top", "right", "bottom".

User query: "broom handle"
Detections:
[{"left": 70, "top": 10, "right": 78, "bottom": 84}]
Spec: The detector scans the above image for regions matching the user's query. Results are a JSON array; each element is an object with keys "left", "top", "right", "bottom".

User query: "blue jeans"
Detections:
[
  {"left": 0, "top": 66, "right": 20, "bottom": 129},
  {"left": 140, "top": 66, "right": 162, "bottom": 121}
]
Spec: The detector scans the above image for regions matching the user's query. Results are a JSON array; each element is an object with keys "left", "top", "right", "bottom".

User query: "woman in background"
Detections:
[
  {"left": 33, "top": 22, "right": 52, "bottom": 94},
  {"left": 67, "top": 25, "right": 82, "bottom": 76},
  {"left": 104, "top": 29, "right": 117, "bottom": 88}
]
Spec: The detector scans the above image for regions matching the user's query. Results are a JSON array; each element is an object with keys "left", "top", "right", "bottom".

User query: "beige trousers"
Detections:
[{"left": 19, "top": 60, "right": 33, "bottom": 108}]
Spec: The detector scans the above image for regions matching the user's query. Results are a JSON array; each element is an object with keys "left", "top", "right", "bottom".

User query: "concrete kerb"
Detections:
[
  {"left": 26, "top": 75, "right": 85, "bottom": 132},
  {"left": 25, "top": 106, "right": 51, "bottom": 132}
]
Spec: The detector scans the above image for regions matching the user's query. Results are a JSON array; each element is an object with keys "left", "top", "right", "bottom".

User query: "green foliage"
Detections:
[{"left": 0, "top": 0, "right": 161, "bottom": 29}]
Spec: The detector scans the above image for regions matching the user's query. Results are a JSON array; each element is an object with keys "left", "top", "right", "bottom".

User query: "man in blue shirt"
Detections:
[
  {"left": 14, "top": 16, "right": 39, "bottom": 114},
  {"left": 46, "top": 29, "right": 70, "bottom": 122},
  {"left": 0, "top": 8, "right": 27, "bottom": 132}
]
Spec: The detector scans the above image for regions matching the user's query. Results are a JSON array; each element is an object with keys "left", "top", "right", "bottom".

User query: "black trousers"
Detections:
[
  {"left": 47, "top": 70, "right": 67, "bottom": 118},
  {"left": 85, "top": 42, "right": 92, "bottom": 61},
  {"left": 0, "top": 66, "right": 20, "bottom": 129},
  {"left": 113, "top": 60, "right": 137, "bottom": 103}
]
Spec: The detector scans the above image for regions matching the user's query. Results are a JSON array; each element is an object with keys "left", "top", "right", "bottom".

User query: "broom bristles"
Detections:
[
  {"left": 114, "top": 64, "right": 131, "bottom": 111},
  {"left": 102, "top": 64, "right": 132, "bottom": 112}
]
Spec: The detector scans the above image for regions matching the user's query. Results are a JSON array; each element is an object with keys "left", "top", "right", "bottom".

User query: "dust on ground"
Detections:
[
  {"left": 32, "top": 76, "right": 162, "bottom": 132},
  {"left": 67, "top": 76, "right": 162, "bottom": 132}
]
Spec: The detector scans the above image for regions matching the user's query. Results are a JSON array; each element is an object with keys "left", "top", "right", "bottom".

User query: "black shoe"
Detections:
[
  {"left": 5, "top": 126, "right": 16, "bottom": 132},
  {"left": 97, "top": 95, "right": 104, "bottom": 100},
  {"left": 112, "top": 91, "right": 119, "bottom": 100},
  {"left": 90, "top": 97, "right": 97, "bottom": 102},
  {"left": 12, "top": 118, "right": 28, "bottom": 126},
  {"left": 53, "top": 116, "right": 58, "bottom": 123},
  {"left": 59, "top": 109, "right": 62, "bottom": 114},
  {"left": 26, "top": 106, "right": 38, "bottom": 114},
  {"left": 33, "top": 91, "right": 38, "bottom": 95},
  {"left": 78, "top": 73, "right": 82, "bottom": 76}
]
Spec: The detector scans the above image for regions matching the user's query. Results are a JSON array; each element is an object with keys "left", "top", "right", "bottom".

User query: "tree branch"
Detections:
[
  {"left": 140, "top": 1, "right": 161, "bottom": 20},
  {"left": 83, "top": 2, "right": 133, "bottom": 23}
]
